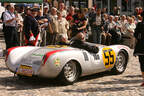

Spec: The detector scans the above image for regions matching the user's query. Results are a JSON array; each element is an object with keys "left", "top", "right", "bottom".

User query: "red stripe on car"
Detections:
[
  {"left": 5, "top": 46, "right": 21, "bottom": 61},
  {"left": 42, "top": 49, "right": 72, "bottom": 66},
  {"left": 5, "top": 46, "right": 28, "bottom": 61}
]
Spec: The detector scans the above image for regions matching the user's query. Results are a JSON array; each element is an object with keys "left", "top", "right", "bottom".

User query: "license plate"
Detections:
[{"left": 17, "top": 65, "right": 33, "bottom": 77}]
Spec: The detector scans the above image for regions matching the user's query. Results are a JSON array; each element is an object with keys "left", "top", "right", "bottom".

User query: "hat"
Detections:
[
  {"left": 31, "top": 8, "right": 39, "bottom": 12},
  {"left": 33, "top": 4, "right": 40, "bottom": 8},
  {"left": 25, "top": 6, "right": 31, "bottom": 10}
]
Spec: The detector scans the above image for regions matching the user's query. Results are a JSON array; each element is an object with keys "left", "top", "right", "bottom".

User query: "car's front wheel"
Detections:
[
  {"left": 58, "top": 61, "right": 80, "bottom": 85},
  {"left": 112, "top": 51, "right": 128, "bottom": 74}
]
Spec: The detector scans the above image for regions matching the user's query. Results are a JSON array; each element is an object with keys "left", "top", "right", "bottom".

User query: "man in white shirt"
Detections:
[
  {"left": 120, "top": 15, "right": 128, "bottom": 35},
  {"left": 3, "top": 4, "right": 19, "bottom": 50},
  {"left": 59, "top": 3, "right": 67, "bottom": 18},
  {"left": 113, "top": 16, "right": 122, "bottom": 44},
  {"left": 48, "top": 7, "right": 58, "bottom": 45}
]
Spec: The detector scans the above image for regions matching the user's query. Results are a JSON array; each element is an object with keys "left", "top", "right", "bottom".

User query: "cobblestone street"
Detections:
[
  {"left": 0, "top": 0, "right": 144, "bottom": 95},
  {"left": 0, "top": 42, "right": 144, "bottom": 96}
]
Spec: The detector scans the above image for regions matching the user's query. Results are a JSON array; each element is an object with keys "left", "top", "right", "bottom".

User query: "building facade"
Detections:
[
  {"left": 47, "top": 0, "right": 144, "bottom": 15},
  {"left": 92, "top": 0, "right": 144, "bottom": 15},
  {"left": 47, "top": 0, "right": 93, "bottom": 8}
]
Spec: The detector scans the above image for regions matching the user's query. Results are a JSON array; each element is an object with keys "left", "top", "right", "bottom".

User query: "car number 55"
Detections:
[{"left": 102, "top": 48, "right": 116, "bottom": 69}]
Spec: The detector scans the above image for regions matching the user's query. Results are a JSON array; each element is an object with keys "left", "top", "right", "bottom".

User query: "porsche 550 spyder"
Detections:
[{"left": 6, "top": 43, "right": 131, "bottom": 85}]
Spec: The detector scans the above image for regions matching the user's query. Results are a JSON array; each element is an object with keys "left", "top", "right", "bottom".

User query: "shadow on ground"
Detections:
[
  {"left": 63, "top": 74, "right": 143, "bottom": 93},
  {"left": 89, "top": 78, "right": 142, "bottom": 85},
  {"left": 0, "top": 76, "right": 63, "bottom": 91},
  {"left": 63, "top": 85, "right": 140, "bottom": 93},
  {"left": 0, "top": 71, "right": 142, "bottom": 92},
  {"left": 0, "top": 71, "right": 112, "bottom": 90},
  {"left": 124, "top": 75, "right": 141, "bottom": 78}
]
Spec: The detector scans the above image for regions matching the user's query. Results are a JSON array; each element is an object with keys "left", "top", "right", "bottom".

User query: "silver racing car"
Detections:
[{"left": 6, "top": 44, "right": 131, "bottom": 85}]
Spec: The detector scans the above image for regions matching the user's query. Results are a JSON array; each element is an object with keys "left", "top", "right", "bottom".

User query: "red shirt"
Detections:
[{"left": 66, "top": 13, "right": 73, "bottom": 21}]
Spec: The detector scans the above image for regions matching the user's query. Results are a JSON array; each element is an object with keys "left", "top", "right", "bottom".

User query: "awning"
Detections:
[{"left": 0, "top": 0, "right": 43, "bottom": 3}]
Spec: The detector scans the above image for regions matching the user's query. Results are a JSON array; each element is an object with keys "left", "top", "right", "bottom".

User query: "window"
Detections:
[
  {"left": 93, "top": 0, "right": 102, "bottom": 9},
  {"left": 102, "top": 0, "right": 108, "bottom": 8},
  {"left": 70, "top": 0, "right": 88, "bottom": 8},
  {"left": 122, "top": 0, "right": 131, "bottom": 12}
]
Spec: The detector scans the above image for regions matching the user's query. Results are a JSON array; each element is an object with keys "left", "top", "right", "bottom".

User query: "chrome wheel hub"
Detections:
[
  {"left": 116, "top": 53, "right": 126, "bottom": 72},
  {"left": 64, "top": 62, "right": 77, "bottom": 82}
]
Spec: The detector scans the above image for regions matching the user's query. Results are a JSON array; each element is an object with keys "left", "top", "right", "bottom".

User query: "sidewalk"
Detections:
[
  {"left": 0, "top": 41, "right": 5, "bottom": 58},
  {"left": 0, "top": 41, "right": 5, "bottom": 50}
]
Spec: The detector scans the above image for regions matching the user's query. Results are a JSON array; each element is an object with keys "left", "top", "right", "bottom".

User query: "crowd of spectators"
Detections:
[{"left": 1, "top": 3, "right": 144, "bottom": 49}]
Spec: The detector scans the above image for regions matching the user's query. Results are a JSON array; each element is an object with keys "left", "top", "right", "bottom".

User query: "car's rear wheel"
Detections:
[
  {"left": 112, "top": 51, "right": 128, "bottom": 74},
  {"left": 59, "top": 61, "right": 80, "bottom": 85},
  {"left": 17, "top": 74, "right": 30, "bottom": 79}
]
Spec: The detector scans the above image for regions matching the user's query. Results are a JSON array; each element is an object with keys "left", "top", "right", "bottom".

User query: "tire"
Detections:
[
  {"left": 58, "top": 61, "right": 80, "bottom": 85},
  {"left": 17, "top": 74, "right": 29, "bottom": 79},
  {"left": 17, "top": 74, "right": 23, "bottom": 79},
  {"left": 111, "top": 51, "right": 128, "bottom": 74}
]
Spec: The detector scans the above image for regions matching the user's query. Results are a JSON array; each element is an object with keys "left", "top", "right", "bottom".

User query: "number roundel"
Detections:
[{"left": 102, "top": 47, "right": 116, "bottom": 68}]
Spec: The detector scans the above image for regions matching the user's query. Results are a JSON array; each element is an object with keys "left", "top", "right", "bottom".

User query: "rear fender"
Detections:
[
  {"left": 6, "top": 46, "right": 39, "bottom": 72},
  {"left": 38, "top": 50, "right": 83, "bottom": 78}
]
